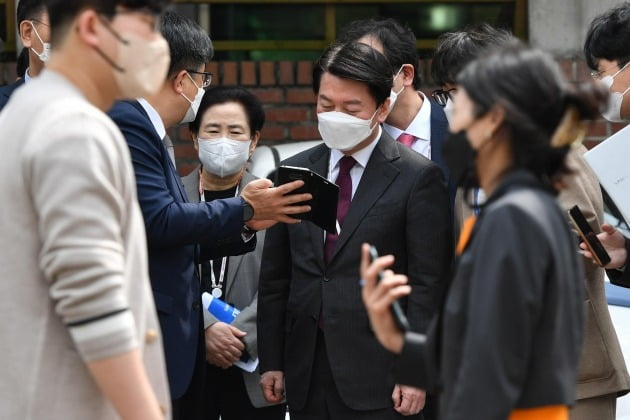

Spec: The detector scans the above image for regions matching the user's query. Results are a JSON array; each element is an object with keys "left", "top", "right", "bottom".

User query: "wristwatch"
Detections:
[{"left": 241, "top": 197, "right": 254, "bottom": 222}]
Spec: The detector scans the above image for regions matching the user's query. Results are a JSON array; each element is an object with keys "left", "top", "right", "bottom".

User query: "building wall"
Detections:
[{"left": 169, "top": 57, "right": 623, "bottom": 176}]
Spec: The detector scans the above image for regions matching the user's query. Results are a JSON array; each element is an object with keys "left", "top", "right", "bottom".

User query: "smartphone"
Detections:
[
  {"left": 568, "top": 205, "right": 611, "bottom": 267},
  {"left": 369, "top": 246, "right": 410, "bottom": 331}
]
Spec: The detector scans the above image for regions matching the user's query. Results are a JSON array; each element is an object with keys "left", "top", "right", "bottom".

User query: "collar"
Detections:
[
  {"left": 329, "top": 126, "right": 382, "bottom": 171},
  {"left": 483, "top": 169, "right": 555, "bottom": 210},
  {"left": 138, "top": 98, "right": 166, "bottom": 140},
  {"left": 383, "top": 91, "right": 431, "bottom": 141},
  {"left": 24, "top": 68, "right": 32, "bottom": 84}
]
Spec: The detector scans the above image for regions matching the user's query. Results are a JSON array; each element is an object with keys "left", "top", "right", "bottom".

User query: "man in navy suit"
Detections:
[
  {"left": 108, "top": 11, "right": 310, "bottom": 420},
  {"left": 0, "top": 0, "right": 49, "bottom": 111},
  {"left": 337, "top": 18, "right": 452, "bottom": 205}
]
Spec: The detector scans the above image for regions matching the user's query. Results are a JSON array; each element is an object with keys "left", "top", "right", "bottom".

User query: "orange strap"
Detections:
[
  {"left": 509, "top": 405, "right": 568, "bottom": 420},
  {"left": 456, "top": 215, "right": 476, "bottom": 255}
]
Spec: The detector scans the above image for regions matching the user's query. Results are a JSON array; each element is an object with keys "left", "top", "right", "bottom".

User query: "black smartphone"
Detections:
[
  {"left": 568, "top": 205, "right": 611, "bottom": 267},
  {"left": 369, "top": 246, "right": 410, "bottom": 331}
]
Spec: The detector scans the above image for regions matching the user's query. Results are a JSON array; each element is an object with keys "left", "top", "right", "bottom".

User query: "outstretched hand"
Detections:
[{"left": 241, "top": 178, "right": 312, "bottom": 231}]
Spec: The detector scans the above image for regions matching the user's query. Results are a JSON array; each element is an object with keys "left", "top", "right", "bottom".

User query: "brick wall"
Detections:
[
  {"left": 170, "top": 57, "right": 624, "bottom": 176},
  {"left": 1, "top": 57, "right": 619, "bottom": 176}
]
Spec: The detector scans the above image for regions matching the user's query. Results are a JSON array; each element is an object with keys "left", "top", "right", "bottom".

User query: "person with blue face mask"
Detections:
[
  {"left": 0, "top": 0, "right": 50, "bottom": 111},
  {"left": 257, "top": 41, "right": 452, "bottom": 420},
  {"left": 182, "top": 85, "right": 288, "bottom": 420}
]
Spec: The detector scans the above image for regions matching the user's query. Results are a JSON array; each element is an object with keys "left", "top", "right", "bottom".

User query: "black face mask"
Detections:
[{"left": 442, "top": 130, "right": 479, "bottom": 190}]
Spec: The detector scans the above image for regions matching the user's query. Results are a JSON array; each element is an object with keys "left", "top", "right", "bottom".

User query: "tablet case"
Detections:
[{"left": 276, "top": 165, "right": 339, "bottom": 232}]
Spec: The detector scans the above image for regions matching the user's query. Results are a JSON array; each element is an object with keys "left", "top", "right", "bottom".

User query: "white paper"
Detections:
[
  {"left": 584, "top": 124, "right": 630, "bottom": 226},
  {"left": 235, "top": 357, "right": 259, "bottom": 373}
]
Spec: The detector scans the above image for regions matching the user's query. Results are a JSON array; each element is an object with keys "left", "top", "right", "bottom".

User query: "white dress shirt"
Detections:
[
  {"left": 327, "top": 126, "right": 382, "bottom": 199},
  {"left": 383, "top": 91, "right": 432, "bottom": 159},
  {"left": 138, "top": 98, "right": 167, "bottom": 139}
]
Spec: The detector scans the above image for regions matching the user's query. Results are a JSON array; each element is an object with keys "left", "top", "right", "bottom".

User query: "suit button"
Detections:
[
  {"left": 323, "top": 277, "right": 330, "bottom": 282},
  {"left": 159, "top": 403, "right": 168, "bottom": 415},
  {"left": 192, "top": 301, "right": 201, "bottom": 311},
  {"left": 145, "top": 329, "right": 158, "bottom": 344}
]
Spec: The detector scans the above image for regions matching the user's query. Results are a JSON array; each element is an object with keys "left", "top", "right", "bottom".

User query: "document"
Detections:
[
  {"left": 201, "top": 292, "right": 259, "bottom": 373},
  {"left": 276, "top": 165, "right": 339, "bottom": 232},
  {"left": 584, "top": 124, "right": 630, "bottom": 226}
]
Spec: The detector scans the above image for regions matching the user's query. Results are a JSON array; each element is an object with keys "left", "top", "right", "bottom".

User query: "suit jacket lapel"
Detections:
[
  {"left": 329, "top": 132, "right": 400, "bottom": 263},
  {"left": 129, "top": 100, "right": 188, "bottom": 202}
]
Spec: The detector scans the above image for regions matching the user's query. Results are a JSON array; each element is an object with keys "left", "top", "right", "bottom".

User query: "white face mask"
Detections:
[
  {"left": 443, "top": 98, "right": 454, "bottom": 125},
  {"left": 198, "top": 137, "right": 252, "bottom": 178},
  {"left": 388, "top": 66, "right": 405, "bottom": 111},
  {"left": 97, "top": 20, "right": 171, "bottom": 99},
  {"left": 601, "top": 62, "right": 630, "bottom": 122},
  {"left": 30, "top": 21, "right": 51, "bottom": 63},
  {"left": 317, "top": 109, "right": 379, "bottom": 151},
  {"left": 180, "top": 73, "right": 205, "bottom": 124}
]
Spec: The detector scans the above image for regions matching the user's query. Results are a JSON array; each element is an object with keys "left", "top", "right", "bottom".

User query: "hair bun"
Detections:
[{"left": 564, "top": 81, "right": 609, "bottom": 120}]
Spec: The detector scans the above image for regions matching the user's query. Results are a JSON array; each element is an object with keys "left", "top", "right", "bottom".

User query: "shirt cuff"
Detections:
[{"left": 68, "top": 309, "right": 138, "bottom": 362}]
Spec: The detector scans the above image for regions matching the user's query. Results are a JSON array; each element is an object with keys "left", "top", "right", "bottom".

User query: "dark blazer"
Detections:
[
  {"left": 257, "top": 131, "right": 453, "bottom": 411},
  {"left": 0, "top": 79, "right": 25, "bottom": 112},
  {"left": 394, "top": 171, "right": 585, "bottom": 419},
  {"left": 108, "top": 100, "right": 255, "bottom": 399},
  {"left": 428, "top": 98, "right": 449, "bottom": 180}
]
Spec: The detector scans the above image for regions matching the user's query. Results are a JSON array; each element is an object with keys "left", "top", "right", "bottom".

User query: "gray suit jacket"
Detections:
[{"left": 182, "top": 168, "right": 279, "bottom": 408}]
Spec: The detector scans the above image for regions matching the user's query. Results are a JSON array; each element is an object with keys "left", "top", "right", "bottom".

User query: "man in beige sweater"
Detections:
[{"left": 0, "top": 1, "right": 173, "bottom": 419}]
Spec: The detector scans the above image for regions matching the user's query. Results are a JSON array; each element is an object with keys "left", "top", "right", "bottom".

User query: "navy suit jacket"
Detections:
[
  {"left": 108, "top": 100, "right": 255, "bottom": 398},
  {"left": 428, "top": 98, "right": 455, "bottom": 205},
  {"left": 0, "top": 79, "right": 25, "bottom": 112}
]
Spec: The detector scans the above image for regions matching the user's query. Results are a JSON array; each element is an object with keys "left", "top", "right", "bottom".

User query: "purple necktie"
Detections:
[
  {"left": 397, "top": 132, "right": 416, "bottom": 148},
  {"left": 324, "top": 155, "right": 356, "bottom": 263}
]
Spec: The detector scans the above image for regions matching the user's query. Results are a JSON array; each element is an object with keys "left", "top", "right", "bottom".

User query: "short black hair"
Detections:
[
  {"left": 16, "top": 48, "right": 29, "bottom": 79},
  {"left": 313, "top": 41, "right": 393, "bottom": 107},
  {"left": 189, "top": 86, "right": 265, "bottom": 137},
  {"left": 337, "top": 18, "right": 421, "bottom": 89},
  {"left": 431, "top": 24, "right": 514, "bottom": 87},
  {"left": 459, "top": 42, "right": 607, "bottom": 187},
  {"left": 46, "top": 0, "right": 170, "bottom": 44},
  {"left": 17, "top": 0, "right": 47, "bottom": 24},
  {"left": 160, "top": 10, "right": 213, "bottom": 77},
  {"left": 584, "top": 2, "right": 630, "bottom": 70}
]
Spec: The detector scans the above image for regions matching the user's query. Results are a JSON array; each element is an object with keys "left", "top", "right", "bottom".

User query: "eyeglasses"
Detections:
[
  {"left": 431, "top": 88, "right": 457, "bottom": 107},
  {"left": 187, "top": 69, "right": 213, "bottom": 88},
  {"left": 591, "top": 62, "right": 629, "bottom": 80}
]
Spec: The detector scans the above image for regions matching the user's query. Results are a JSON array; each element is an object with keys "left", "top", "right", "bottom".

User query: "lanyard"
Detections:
[{"left": 198, "top": 174, "right": 239, "bottom": 298}]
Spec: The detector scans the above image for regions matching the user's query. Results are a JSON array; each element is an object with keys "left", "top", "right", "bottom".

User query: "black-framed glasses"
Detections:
[
  {"left": 187, "top": 69, "right": 213, "bottom": 88},
  {"left": 431, "top": 88, "right": 457, "bottom": 107}
]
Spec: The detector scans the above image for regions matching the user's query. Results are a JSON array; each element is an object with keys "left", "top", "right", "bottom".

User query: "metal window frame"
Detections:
[
  {"left": 176, "top": 0, "right": 527, "bottom": 51},
  {"left": 2, "top": 0, "right": 16, "bottom": 56}
]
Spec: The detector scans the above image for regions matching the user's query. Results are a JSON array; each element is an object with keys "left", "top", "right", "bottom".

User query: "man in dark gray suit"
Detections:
[{"left": 257, "top": 41, "right": 453, "bottom": 420}]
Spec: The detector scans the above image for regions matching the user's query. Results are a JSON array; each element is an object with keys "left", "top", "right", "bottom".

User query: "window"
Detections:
[
  {"left": 0, "top": 0, "right": 12, "bottom": 61},
  {"left": 174, "top": 0, "right": 527, "bottom": 60}
]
